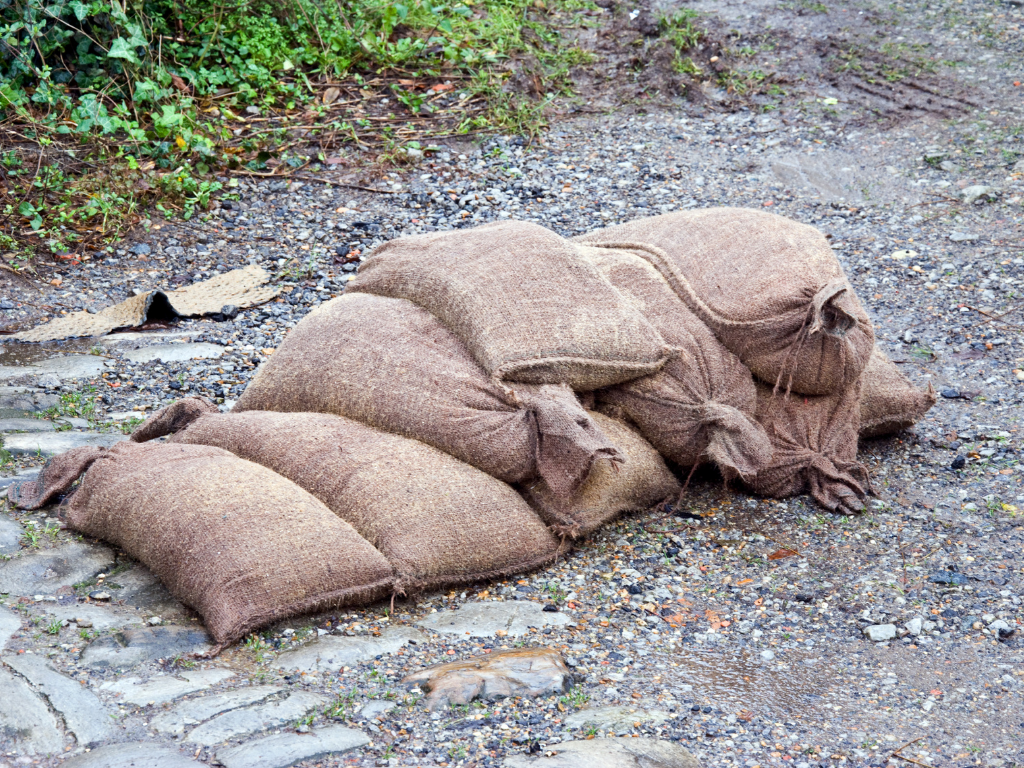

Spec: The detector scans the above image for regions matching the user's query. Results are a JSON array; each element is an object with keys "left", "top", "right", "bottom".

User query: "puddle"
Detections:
[
  {"left": 0, "top": 338, "right": 101, "bottom": 367},
  {"left": 671, "top": 647, "right": 823, "bottom": 715}
]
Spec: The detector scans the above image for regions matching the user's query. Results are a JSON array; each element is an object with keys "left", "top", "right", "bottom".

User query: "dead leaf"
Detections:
[
  {"left": 171, "top": 74, "right": 190, "bottom": 93},
  {"left": 768, "top": 548, "right": 799, "bottom": 560},
  {"left": 322, "top": 87, "right": 341, "bottom": 105},
  {"left": 430, "top": 83, "right": 455, "bottom": 92}
]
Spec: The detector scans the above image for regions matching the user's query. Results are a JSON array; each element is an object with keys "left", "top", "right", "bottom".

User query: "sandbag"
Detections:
[
  {"left": 745, "top": 382, "right": 869, "bottom": 514},
  {"left": 132, "top": 401, "right": 565, "bottom": 593},
  {"left": 234, "top": 293, "right": 620, "bottom": 498},
  {"left": 519, "top": 412, "right": 681, "bottom": 537},
  {"left": 9, "top": 442, "right": 394, "bottom": 645},
  {"left": 346, "top": 220, "right": 671, "bottom": 390},
  {"left": 577, "top": 245, "right": 773, "bottom": 480},
  {"left": 859, "top": 347, "right": 936, "bottom": 438},
  {"left": 574, "top": 208, "right": 875, "bottom": 396}
]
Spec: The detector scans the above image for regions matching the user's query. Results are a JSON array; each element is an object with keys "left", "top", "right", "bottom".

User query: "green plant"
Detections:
[
  {"left": 41, "top": 387, "right": 99, "bottom": 423},
  {"left": 46, "top": 618, "right": 63, "bottom": 635},
  {"left": 119, "top": 416, "right": 145, "bottom": 435},
  {"left": 21, "top": 527, "right": 41, "bottom": 548},
  {"left": 559, "top": 685, "right": 590, "bottom": 709},
  {"left": 448, "top": 744, "right": 468, "bottom": 759},
  {"left": 324, "top": 688, "right": 359, "bottom": 719}
]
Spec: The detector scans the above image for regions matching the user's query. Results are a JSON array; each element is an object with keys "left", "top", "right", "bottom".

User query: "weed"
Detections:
[
  {"left": 244, "top": 632, "right": 271, "bottom": 664},
  {"left": 544, "top": 581, "right": 567, "bottom": 603},
  {"left": 21, "top": 527, "right": 41, "bottom": 548},
  {"left": 448, "top": 744, "right": 468, "bottom": 759},
  {"left": 46, "top": 618, "right": 63, "bottom": 635},
  {"left": 41, "top": 387, "right": 99, "bottom": 423},
  {"left": 0, "top": 447, "right": 13, "bottom": 471},
  {"left": 119, "top": 416, "right": 145, "bottom": 435},
  {"left": 558, "top": 685, "right": 590, "bottom": 709},
  {"left": 324, "top": 688, "right": 359, "bottom": 720}
]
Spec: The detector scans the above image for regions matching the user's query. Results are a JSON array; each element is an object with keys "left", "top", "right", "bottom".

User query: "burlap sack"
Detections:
[
  {"left": 131, "top": 401, "right": 565, "bottom": 593},
  {"left": 234, "top": 293, "right": 620, "bottom": 498},
  {"left": 577, "top": 245, "right": 773, "bottom": 480},
  {"left": 346, "top": 220, "right": 671, "bottom": 390},
  {"left": 519, "top": 412, "right": 681, "bottom": 537},
  {"left": 9, "top": 443, "right": 394, "bottom": 645},
  {"left": 574, "top": 208, "right": 875, "bottom": 396},
  {"left": 745, "top": 382, "right": 869, "bottom": 514},
  {"left": 860, "top": 347, "right": 936, "bottom": 438}
]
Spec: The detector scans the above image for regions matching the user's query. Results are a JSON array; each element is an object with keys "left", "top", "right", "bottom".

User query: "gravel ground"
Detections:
[{"left": 2, "top": 0, "right": 1024, "bottom": 766}]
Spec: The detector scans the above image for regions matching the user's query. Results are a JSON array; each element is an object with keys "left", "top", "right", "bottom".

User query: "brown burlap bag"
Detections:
[
  {"left": 745, "top": 382, "right": 869, "bottom": 514},
  {"left": 577, "top": 245, "right": 773, "bottom": 480},
  {"left": 131, "top": 401, "right": 565, "bottom": 593},
  {"left": 574, "top": 208, "right": 875, "bottom": 396},
  {"left": 234, "top": 293, "right": 620, "bottom": 498},
  {"left": 346, "top": 220, "right": 671, "bottom": 390},
  {"left": 860, "top": 347, "right": 936, "bottom": 438},
  {"left": 519, "top": 412, "right": 681, "bottom": 537},
  {"left": 9, "top": 443, "right": 394, "bottom": 645}
]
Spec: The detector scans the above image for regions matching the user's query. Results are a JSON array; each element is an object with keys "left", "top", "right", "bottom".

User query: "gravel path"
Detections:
[{"left": 2, "top": 0, "right": 1024, "bottom": 766}]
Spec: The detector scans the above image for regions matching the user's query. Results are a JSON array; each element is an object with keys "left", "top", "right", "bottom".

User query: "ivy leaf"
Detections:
[
  {"left": 107, "top": 38, "right": 141, "bottom": 65},
  {"left": 68, "top": 0, "right": 90, "bottom": 21}
]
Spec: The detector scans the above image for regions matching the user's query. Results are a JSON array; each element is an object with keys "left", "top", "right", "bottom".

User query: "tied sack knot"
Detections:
[
  {"left": 697, "top": 401, "right": 774, "bottom": 482},
  {"left": 523, "top": 384, "right": 623, "bottom": 499},
  {"left": 807, "top": 278, "right": 856, "bottom": 338},
  {"left": 804, "top": 451, "right": 870, "bottom": 514}
]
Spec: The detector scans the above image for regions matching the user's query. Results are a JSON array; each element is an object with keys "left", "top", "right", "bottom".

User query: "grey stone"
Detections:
[
  {"left": 416, "top": 601, "right": 569, "bottom": 639},
  {"left": 562, "top": 705, "right": 673, "bottom": 732},
  {"left": 1, "top": 430, "right": 126, "bottom": 456},
  {"left": 863, "top": 624, "right": 897, "bottom": 641},
  {"left": 949, "top": 231, "right": 980, "bottom": 242},
  {"left": 357, "top": 700, "right": 395, "bottom": 720},
  {"left": 275, "top": 626, "right": 423, "bottom": 673},
  {"left": 503, "top": 738, "right": 699, "bottom": 768},
  {"left": 40, "top": 602, "right": 144, "bottom": 632},
  {"left": 3, "top": 653, "right": 112, "bottom": 746},
  {"left": 151, "top": 686, "right": 286, "bottom": 735},
  {"left": 216, "top": 726, "right": 370, "bottom": 768},
  {"left": 939, "top": 160, "right": 959, "bottom": 172},
  {"left": 101, "top": 330, "right": 194, "bottom": 345},
  {"left": 0, "top": 418, "right": 55, "bottom": 432},
  {"left": 109, "top": 566, "right": 184, "bottom": 616},
  {"left": 121, "top": 343, "right": 225, "bottom": 364},
  {"left": 905, "top": 617, "right": 924, "bottom": 636},
  {"left": 61, "top": 742, "right": 204, "bottom": 767},
  {"left": 0, "top": 541, "right": 115, "bottom": 596},
  {"left": 0, "top": 511, "right": 23, "bottom": 554},
  {"left": 102, "top": 667, "right": 237, "bottom": 706},
  {"left": 81, "top": 625, "right": 212, "bottom": 669},
  {"left": 0, "top": 606, "right": 22, "bottom": 649},
  {"left": 0, "top": 667, "right": 64, "bottom": 755},
  {"left": 0, "top": 355, "right": 106, "bottom": 384},
  {"left": 185, "top": 691, "right": 328, "bottom": 746},
  {"left": 961, "top": 185, "right": 998, "bottom": 204}
]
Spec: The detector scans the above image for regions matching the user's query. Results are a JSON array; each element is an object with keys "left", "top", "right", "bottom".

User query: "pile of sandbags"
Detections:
[{"left": 8, "top": 208, "right": 934, "bottom": 646}]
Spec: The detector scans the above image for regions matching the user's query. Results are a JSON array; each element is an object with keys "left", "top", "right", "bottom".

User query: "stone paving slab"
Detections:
[
  {"left": 61, "top": 742, "right": 205, "bottom": 767},
  {"left": 102, "top": 667, "right": 237, "bottom": 707},
  {"left": 0, "top": 541, "right": 115, "bottom": 596},
  {"left": 151, "top": 685, "right": 286, "bottom": 735},
  {"left": 39, "top": 602, "right": 144, "bottom": 633},
  {"left": 0, "top": 667, "right": 64, "bottom": 755},
  {"left": 0, "top": 417, "right": 55, "bottom": 432},
  {"left": 562, "top": 706, "right": 674, "bottom": 733},
  {"left": 275, "top": 626, "right": 423, "bottom": 674},
  {"left": 0, "top": 606, "right": 22, "bottom": 649},
  {"left": 121, "top": 342, "right": 225, "bottom": 363},
  {"left": 184, "top": 691, "right": 329, "bottom": 746},
  {"left": 0, "top": 355, "right": 106, "bottom": 383},
  {"left": 416, "top": 601, "right": 569, "bottom": 639},
  {"left": 0, "top": 511, "right": 23, "bottom": 553},
  {"left": 216, "top": 725, "right": 371, "bottom": 768},
  {"left": 502, "top": 738, "right": 700, "bottom": 768},
  {"left": 2, "top": 430, "right": 126, "bottom": 456},
  {"left": 81, "top": 625, "right": 212, "bottom": 669},
  {"left": 4, "top": 652, "right": 113, "bottom": 747}
]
